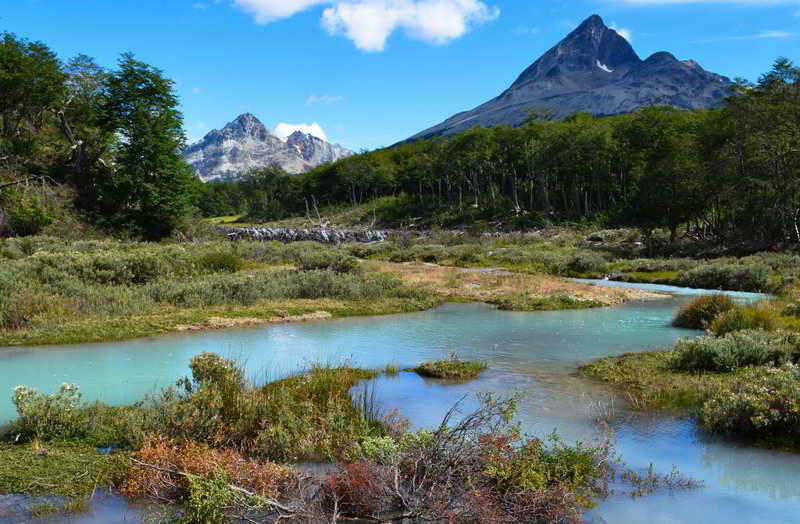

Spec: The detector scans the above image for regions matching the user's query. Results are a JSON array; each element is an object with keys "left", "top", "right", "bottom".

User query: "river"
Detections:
[{"left": 2, "top": 282, "right": 798, "bottom": 523}]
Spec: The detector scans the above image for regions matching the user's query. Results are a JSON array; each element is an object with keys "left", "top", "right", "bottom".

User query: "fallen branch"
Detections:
[{"left": 128, "top": 457, "right": 297, "bottom": 515}]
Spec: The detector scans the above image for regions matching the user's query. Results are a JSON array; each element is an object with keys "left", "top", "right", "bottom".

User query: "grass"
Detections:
[
  {"left": 0, "top": 237, "right": 440, "bottom": 346},
  {"left": 0, "top": 233, "right": 675, "bottom": 347},
  {"left": 580, "top": 350, "right": 742, "bottom": 411},
  {"left": 0, "top": 442, "right": 128, "bottom": 501},
  {"left": 413, "top": 358, "right": 488, "bottom": 380},
  {"left": 0, "top": 297, "right": 438, "bottom": 346},
  {"left": 581, "top": 343, "right": 800, "bottom": 450},
  {"left": 371, "top": 261, "right": 658, "bottom": 310},
  {"left": 489, "top": 294, "right": 603, "bottom": 311}
]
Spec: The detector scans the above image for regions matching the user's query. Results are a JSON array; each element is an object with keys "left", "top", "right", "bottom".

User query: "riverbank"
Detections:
[
  {"left": 1, "top": 354, "right": 619, "bottom": 523},
  {"left": 0, "top": 236, "right": 657, "bottom": 347},
  {"left": 581, "top": 330, "right": 800, "bottom": 451}
]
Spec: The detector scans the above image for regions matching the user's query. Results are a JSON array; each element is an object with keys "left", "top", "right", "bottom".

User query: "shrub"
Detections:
[
  {"left": 677, "top": 262, "right": 770, "bottom": 292},
  {"left": 784, "top": 302, "right": 800, "bottom": 317},
  {"left": 565, "top": 252, "right": 607, "bottom": 275},
  {"left": 9, "top": 200, "right": 55, "bottom": 237},
  {"left": 295, "top": 250, "right": 361, "bottom": 274},
  {"left": 702, "top": 365, "right": 800, "bottom": 443},
  {"left": 710, "top": 306, "right": 778, "bottom": 336},
  {"left": 196, "top": 251, "right": 245, "bottom": 273},
  {"left": 0, "top": 289, "right": 55, "bottom": 330},
  {"left": 445, "top": 245, "right": 483, "bottom": 265},
  {"left": 670, "top": 330, "right": 800, "bottom": 373},
  {"left": 188, "top": 353, "right": 245, "bottom": 390},
  {"left": 122, "top": 437, "right": 293, "bottom": 522},
  {"left": 11, "top": 384, "right": 84, "bottom": 441},
  {"left": 672, "top": 294, "right": 735, "bottom": 330}
]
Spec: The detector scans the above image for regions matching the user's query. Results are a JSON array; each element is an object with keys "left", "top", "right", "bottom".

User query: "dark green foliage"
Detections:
[
  {"left": 0, "top": 32, "right": 66, "bottom": 160},
  {"left": 97, "top": 54, "right": 195, "bottom": 239},
  {"left": 672, "top": 294, "right": 735, "bottom": 330},
  {"left": 7, "top": 198, "right": 55, "bottom": 236},
  {"left": 676, "top": 262, "right": 770, "bottom": 292},
  {"left": 670, "top": 330, "right": 800, "bottom": 373}
]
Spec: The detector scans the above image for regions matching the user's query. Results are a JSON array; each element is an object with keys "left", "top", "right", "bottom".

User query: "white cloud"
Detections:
[
  {"left": 693, "top": 29, "right": 799, "bottom": 42},
  {"left": 306, "top": 94, "right": 345, "bottom": 105},
  {"left": 614, "top": 0, "right": 793, "bottom": 4},
  {"left": 233, "top": 0, "right": 328, "bottom": 23},
  {"left": 274, "top": 122, "right": 329, "bottom": 141},
  {"left": 191, "top": 87, "right": 202, "bottom": 94},
  {"left": 233, "top": 0, "right": 499, "bottom": 51},
  {"left": 610, "top": 22, "right": 633, "bottom": 42}
]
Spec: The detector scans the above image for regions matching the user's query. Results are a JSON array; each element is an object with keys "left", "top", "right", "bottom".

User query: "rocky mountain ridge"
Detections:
[
  {"left": 410, "top": 14, "right": 732, "bottom": 140},
  {"left": 184, "top": 113, "right": 353, "bottom": 182}
]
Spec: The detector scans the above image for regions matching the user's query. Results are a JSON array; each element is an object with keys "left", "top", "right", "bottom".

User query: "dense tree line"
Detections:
[
  {"left": 1, "top": 28, "right": 797, "bottom": 245},
  {"left": 0, "top": 33, "right": 194, "bottom": 239},
  {"left": 204, "top": 59, "right": 798, "bottom": 245}
]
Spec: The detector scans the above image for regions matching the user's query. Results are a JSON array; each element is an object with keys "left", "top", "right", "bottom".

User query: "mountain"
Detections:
[
  {"left": 409, "top": 14, "right": 732, "bottom": 140},
  {"left": 184, "top": 113, "right": 353, "bottom": 182}
]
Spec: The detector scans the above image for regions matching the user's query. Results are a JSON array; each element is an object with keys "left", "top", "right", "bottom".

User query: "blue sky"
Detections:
[{"left": 4, "top": 1, "right": 799, "bottom": 150}]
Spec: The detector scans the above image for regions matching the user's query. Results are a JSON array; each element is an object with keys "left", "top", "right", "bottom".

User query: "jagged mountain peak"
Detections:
[
  {"left": 408, "top": 14, "right": 732, "bottom": 141},
  {"left": 512, "top": 14, "right": 639, "bottom": 88},
  {"left": 215, "top": 112, "right": 270, "bottom": 141},
  {"left": 184, "top": 115, "right": 353, "bottom": 182}
]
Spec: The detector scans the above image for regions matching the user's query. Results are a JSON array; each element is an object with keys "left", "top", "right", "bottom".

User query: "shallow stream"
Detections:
[{"left": 1, "top": 282, "right": 798, "bottom": 523}]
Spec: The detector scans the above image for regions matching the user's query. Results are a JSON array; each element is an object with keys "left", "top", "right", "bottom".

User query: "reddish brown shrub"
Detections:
[
  {"left": 322, "top": 461, "right": 389, "bottom": 516},
  {"left": 121, "top": 436, "right": 293, "bottom": 500}
]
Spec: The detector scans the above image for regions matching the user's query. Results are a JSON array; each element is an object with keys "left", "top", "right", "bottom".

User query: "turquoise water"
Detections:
[{"left": 2, "top": 282, "right": 799, "bottom": 523}]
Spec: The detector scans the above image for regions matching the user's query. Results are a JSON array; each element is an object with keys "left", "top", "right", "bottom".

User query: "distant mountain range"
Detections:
[
  {"left": 409, "top": 14, "right": 732, "bottom": 140},
  {"left": 184, "top": 113, "right": 353, "bottom": 182}
]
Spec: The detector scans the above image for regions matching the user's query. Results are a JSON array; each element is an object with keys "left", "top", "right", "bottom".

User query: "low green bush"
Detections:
[
  {"left": 11, "top": 383, "right": 85, "bottom": 441},
  {"left": 677, "top": 262, "right": 770, "bottom": 292},
  {"left": 702, "top": 365, "right": 800, "bottom": 445},
  {"left": 672, "top": 294, "right": 735, "bottom": 330},
  {"left": 670, "top": 330, "right": 800, "bottom": 373},
  {"left": 782, "top": 302, "right": 800, "bottom": 317},
  {"left": 196, "top": 251, "right": 245, "bottom": 272},
  {"left": 295, "top": 250, "right": 361, "bottom": 274},
  {"left": 565, "top": 252, "right": 608, "bottom": 275},
  {"left": 710, "top": 305, "right": 778, "bottom": 336}
]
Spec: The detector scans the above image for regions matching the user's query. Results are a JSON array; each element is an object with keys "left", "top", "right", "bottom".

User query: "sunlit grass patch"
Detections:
[{"left": 413, "top": 358, "right": 487, "bottom": 380}]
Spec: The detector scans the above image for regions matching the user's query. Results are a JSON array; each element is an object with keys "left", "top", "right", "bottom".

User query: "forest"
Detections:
[
  {"left": 1, "top": 29, "right": 798, "bottom": 246},
  {"left": 204, "top": 59, "right": 800, "bottom": 246}
]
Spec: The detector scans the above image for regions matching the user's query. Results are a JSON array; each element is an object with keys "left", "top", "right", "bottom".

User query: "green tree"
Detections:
[
  {"left": 0, "top": 32, "right": 66, "bottom": 163},
  {"left": 100, "top": 53, "right": 194, "bottom": 239}
]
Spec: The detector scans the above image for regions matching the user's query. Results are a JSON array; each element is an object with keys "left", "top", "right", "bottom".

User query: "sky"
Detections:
[{"left": 3, "top": 0, "right": 799, "bottom": 151}]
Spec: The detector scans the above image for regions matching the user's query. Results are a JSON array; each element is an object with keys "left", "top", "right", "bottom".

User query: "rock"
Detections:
[
  {"left": 221, "top": 226, "right": 388, "bottom": 245},
  {"left": 407, "top": 14, "right": 732, "bottom": 141}
]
